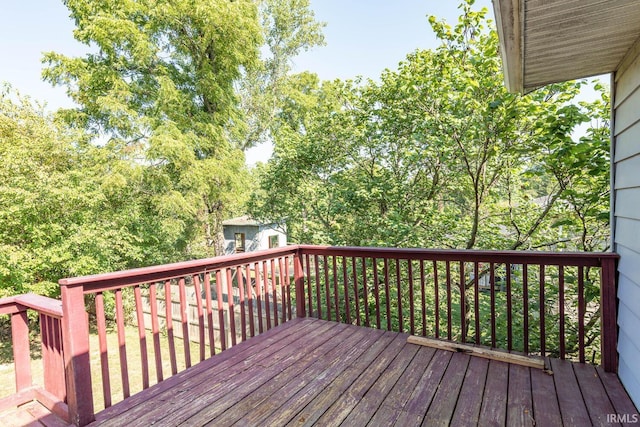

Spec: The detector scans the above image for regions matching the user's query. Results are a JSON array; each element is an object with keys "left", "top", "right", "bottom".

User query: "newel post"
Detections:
[
  {"left": 293, "top": 247, "right": 306, "bottom": 318},
  {"left": 600, "top": 256, "right": 618, "bottom": 373},
  {"left": 60, "top": 284, "right": 95, "bottom": 426},
  {"left": 11, "top": 309, "right": 32, "bottom": 392}
]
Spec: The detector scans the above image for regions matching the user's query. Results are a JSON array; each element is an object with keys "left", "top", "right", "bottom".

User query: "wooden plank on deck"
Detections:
[
  {"left": 258, "top": 327, "right": 387, "bottom": 426},
  {"left": 313, "top": 333, "right": 409, "bottom": 426},
  {"left": 478, "top": 360, "right": 509, "bottom": 426},
  {"left": 129, "top": 320, "right": 342, "bottom": 426},
  {"left": 507, "top": 364, "right": 534, "bottom": 426},
  {"left": 422, "top": 352, "right": 471, "bottom": 426},
  {"left": 573, "top": 363, "right": 619, "bottom": 426},
  {"left": 597, "top": 366, "right": 640, "bottom": 426},
  {"left": 208, "top": 323, "right": 373, "bottom": 425},
  {"left": 339, "top": 340, "right": 421, "bottom": 426},
  {"left": 550, "top": 357, "right": 592, "bottom": 426},
  {"left": 368, "top": 346, "right": 437, "bottom": 426},
  {"left": 450, "top": 356, "right": 489, "bottom": 425},
  {"left": 394, "top": 349, "right": 453, "bottom": 425},
  {"left": 284, "top": 330, "right": 398, "bottom": 427},
  {"left": 530, "top": 360, "right": 563, "bottom": 427}
]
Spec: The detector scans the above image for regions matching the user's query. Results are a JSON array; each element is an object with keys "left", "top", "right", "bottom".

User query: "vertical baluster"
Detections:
[
  {"left": 396, "top": 259, "right": 402, "bottom": 332},
  {"left": 178, "top": 278, "right": 191, "bottom": 368},
  {"left": 314, "top": 256, "right": 321, "bottom": 319},
  {"left": 204, "top": 273, "right": 216, "bottom": 355},
  {"left": 540, "top": 265, "right": 546, "bottom": 357},
  {"left": 95, "top": 293, "right": 111, "bottom": 408},
  {"left": 133, "top": 285, "right": 150, "bottom": 389},
  {"left": 384, "top": 258, "right": 391, "bottom": 331},
  {"left": 263, "top": 260, "right": 272, "bottom": 330},
  {"left": 446, "top": 260, "right": 452, "bottom": 340},
  {"left": 362, "top": 257, "right": 369, "bottom": 328},
  {"left": 215, "top": 270, "right": 227, "bottom": 351},
  {"left": 226, "top": 267, "right": 237, "bottom": 346},
  {"left": 578, "top": 266, "right": 585, "bottom": 363},
  {"left": 343, "top": 257, "right": 351, "bottom": 324},
  {"left": 237, "top": 266, "right": 247, "bottom": 342},
  {"left": 490, "top": 263, "right": 496, "bottom": 348},
  {"left": 523, "top": 264, "right": 529, "bottom": 354},
  {"left": 165, "top": 280, "right": 178, "bottom": 375},
  {"left": 408, "top": 260, "right": 414, "bottom": 335},
  {"left": 245, "top": 264, "right": 256, "bottom": 336},
  {"left": 11, "top": 310, "right": 30, "bottom": 393},
  {"left": 270, "top": 258, "right": 279, "bottom": 327},
  {"left": 474, "top": 262, "right": 480, "bottom": 345},
  {"left": 459, "top": 261, "right": 466, "bottom": 343},
  {"left": 47, "top": 316, "right": 65, "bottom": 401},
  {"left": 332, "top": 256, "right": 339, "bottom": 322},
  {"left": 115, "top": 289, "right": 130, "bottom": 398},
  {"left": 149, "top": 284, "right": 164, "bottom": 381},
  {"left": 373, "top": 258, "right": 381, "bottom": 330},
  {"left": 278, "top": 257, "right": 287, "bottom": 323},
  {"left": 41, "top": 314, "right": 51, "bottom": 397},
  {"left": 420, "top": 260, "right": 426, "bottom": 337},
  {"left": 193, "top": 274, "right": 206, "bottom": 360},
  {"left": 305, "top": 254, "right": 313, "bottom": 318},
  {"left": 323, "top": 255, "right": 331, "bottom": 321},
  {"left": 559, "top": 265, "right": 565, "bottom": 360},
  {"left": 506, "top": 264, "right": 513, "bottom": 351},
  {"left": 255, "top": 262, "right": 264, "bottom": 334},
  {"left": 285, "top": 256, "right": 293, "bottom": 321},
  {"left": 352, "top": 257, "right": 360, "bottom": 326},
  {"left": 433, "top": 261, "right": 440, "bottom": 339}
]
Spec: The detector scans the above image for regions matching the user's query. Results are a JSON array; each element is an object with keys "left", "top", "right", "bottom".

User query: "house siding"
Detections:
[{"left": 614, "top": 50, "right": 640, "bottom": 408}]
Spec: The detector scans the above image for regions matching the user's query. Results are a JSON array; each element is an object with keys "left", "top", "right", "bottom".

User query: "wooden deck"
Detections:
[
  {"left": 1, "top": 400, "right": 71, "bottom": 427},
  {"left": 89, "top": 318, "right": 638, "bottom": 427}
]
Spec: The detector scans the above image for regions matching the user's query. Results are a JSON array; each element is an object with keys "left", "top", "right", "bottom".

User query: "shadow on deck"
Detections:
[{"left": 88, "top": 318, "right": 638, "bottom": 426}]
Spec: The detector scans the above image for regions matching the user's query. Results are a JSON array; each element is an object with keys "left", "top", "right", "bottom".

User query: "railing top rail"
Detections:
[
  {"left": 0, "top": 294, "right": 63, "bottom": 318},
  {"left": 297, "top": 245, "right": 619, "bottom": 266},
  {"left": 59, "top": 245, "right": 300, "bottom": 293}
]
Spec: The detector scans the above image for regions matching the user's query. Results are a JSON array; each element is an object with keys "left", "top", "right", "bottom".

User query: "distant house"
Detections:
[{"left": 222, "top": 215, "right": 287, "bottom": 254}]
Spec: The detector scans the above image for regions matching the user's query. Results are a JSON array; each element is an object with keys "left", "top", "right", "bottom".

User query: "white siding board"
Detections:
[
  {"left": 615, "top": 188, "right": 640, "bottom": 220},
  {"left": 619, "top": 352, "right": 640, "bottom": 409},
  {"left": 618, "top": 301, "right": 640, "bottom": 355},
  {"left": 615, "top": 218, "right": 640, "bottom": 253},
  {"left": 615, "top": 89, "right": 640, "bottom": 136},
  {"left": 614, "top": 155, "right": 640, "bottom": 189},
  {"left": 614, "top": 53, "right": 640, "bottom": 410},
  {"left": 615, "top": 49, "right": 640, "bottom": 108},
  {"left": 615, "top": 124, "right": 640, "bottom": 162},
  {"left": 617, "top": 245, "right": 640, "bottom": 282}
]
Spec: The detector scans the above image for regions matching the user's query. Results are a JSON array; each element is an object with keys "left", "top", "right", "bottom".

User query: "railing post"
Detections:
[
  {"left": 294, "top": 248, "right": 306, "bottom": 318},
  {"left": 11, "top": 309, "right": 32, "bottom": 392},
  {"left": 600, "top": 256, "right": 618, "bottom": 372},
  {"left": 60, "top": 285, "right": 94, "bottom": 426}
]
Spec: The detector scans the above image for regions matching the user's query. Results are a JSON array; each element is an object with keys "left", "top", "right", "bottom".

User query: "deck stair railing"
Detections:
[{"left": 0, "top": 245, "right": 618, "bottom": 426}]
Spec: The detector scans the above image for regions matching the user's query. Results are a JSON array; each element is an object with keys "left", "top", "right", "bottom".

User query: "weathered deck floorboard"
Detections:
[{"left": 88, "top": 318, "right": 638, "bottom": 427}]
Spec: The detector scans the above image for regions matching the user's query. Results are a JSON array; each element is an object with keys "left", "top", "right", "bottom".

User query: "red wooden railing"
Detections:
[
  {"left": 0, "top": 245, "right": 619, "bottom": 426},
  {"left": 297, "top": 246, "right": 618, "bottom": 371},
  {"left": 58, "top": 246, "right": 298, "bottom": 425},
  {"left": 0, "top": 294, "right": 68, "bottom": 422}
]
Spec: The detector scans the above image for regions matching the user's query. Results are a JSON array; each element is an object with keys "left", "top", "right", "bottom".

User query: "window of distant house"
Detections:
[
  {"left": 234, "top": 233, "right": 245, "bottom": 253},
  {"left": 269, "top": 235, "right": 279, "bottom": 249}
]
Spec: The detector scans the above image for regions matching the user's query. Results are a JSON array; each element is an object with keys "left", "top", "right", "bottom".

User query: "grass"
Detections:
[{"left": 0, "top": 324, "right": 210, "bottom": 413}]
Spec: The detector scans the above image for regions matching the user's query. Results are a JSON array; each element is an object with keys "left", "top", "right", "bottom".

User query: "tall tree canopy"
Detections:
[
  {"left": 42, "top": 0, "right": 324, "bottom": 256},
  {"left": 250, "top": 1, "right": 610, "bottom": 253}
]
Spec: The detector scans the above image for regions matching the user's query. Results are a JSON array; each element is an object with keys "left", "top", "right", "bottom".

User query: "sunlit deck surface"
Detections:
[
  {"left": 89, "top": 318, "right": 637, "bottom": 427},
  {"left": 2, "top": 400, "right": 71, "bottom": 427}
]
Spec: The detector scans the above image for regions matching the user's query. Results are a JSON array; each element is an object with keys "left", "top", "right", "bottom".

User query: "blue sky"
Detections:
[
  {"left": 1, "top": 0, "right": 493, "bottom": 110},
  {"left": 0, "top": 0, "right": 510, "bottom": 164}
]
